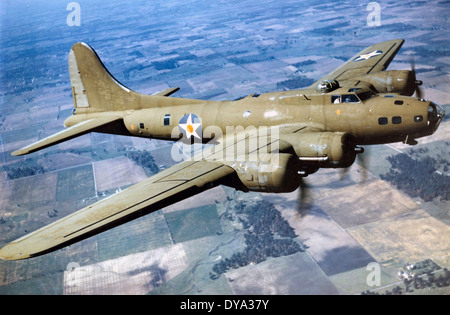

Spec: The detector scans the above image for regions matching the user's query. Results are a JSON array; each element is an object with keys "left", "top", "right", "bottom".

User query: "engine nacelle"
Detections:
[
  {"left": 280, "top": 132, "right": 358, "bottom": 169},
  {"left": 356, "top": 70, "right": 419, "bottom": 96},
  {"left": 225, "top": 153, "right": 301, "bottom": 193}
]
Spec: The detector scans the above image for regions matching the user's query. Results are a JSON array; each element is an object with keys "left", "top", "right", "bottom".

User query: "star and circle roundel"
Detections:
[
  {"left": 353, "top": 50, "right": 383, "bottom": 62},
  {"left": 178, "top": 113, "right": 202, "bottom": 140}
]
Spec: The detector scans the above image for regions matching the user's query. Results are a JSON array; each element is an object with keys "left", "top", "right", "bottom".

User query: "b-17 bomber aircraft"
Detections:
[{"left": 0, "top": 39, "right": 445, "bottom": 260}]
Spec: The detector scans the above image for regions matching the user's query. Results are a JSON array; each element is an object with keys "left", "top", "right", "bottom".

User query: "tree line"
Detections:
[
  {"left": 210, "top": 200, "right": 303, "bottom": 279},
  {"left": 7, "top": 163, "right": 44, "bottom": 180},
  {"left": 125, "top": 150, "right": 160, "bottom": 175},
  {"left": 362, "top": 268, "right": 450, "bottom": 295},
  {"left": 380, "top": 153, "right": 450, "bottom": 202}
]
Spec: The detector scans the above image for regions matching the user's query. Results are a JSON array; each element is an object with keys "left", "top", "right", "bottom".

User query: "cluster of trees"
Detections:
[
  {"left": 151, "top": 53, "right": 197, "bottom": 71},
  {"left": 47, "top": 209, "right": 58, "bottom": 218},
  {"left": 293, "top": 60, "right": 316, "bottom": 68},
  {"left": 235, "top": 200, "right": 298, "bottom": 238},
  {"left": 126, "top": 150, "right": 160, "bottom": 175},
  {"left": 380, "top": 153, "right": 450, "bottom": 202},
  {"left": 210, "top": 200, "right": 303, "bottom": 279},
  {"left": 276, "top": 75, "right": 315, "bottom": 90},
  {"left": 362, "top": 268, "right": 450, "bottom": 295},
  {"left": 305, "top": 21, "right": 351, "bottom": 36},
  {"left": 152, "top": 59, "right": 179, "bottom": 71},
  {"left": 228, "top": 54, "right": 275, "bottom": 66},
  {"left": 6, "top": 150, "right": 160, "bottom": 180},
  {"left": 7, "top": 163, "right": 44, "bottom": 180},
  {"left": 406, "top": 271, "right": 450, "bottom": 291}
]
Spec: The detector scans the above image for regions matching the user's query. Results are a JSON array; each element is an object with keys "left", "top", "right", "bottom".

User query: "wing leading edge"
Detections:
[{"left": 0, "top": 160, "right": 234, "bottom": 260}]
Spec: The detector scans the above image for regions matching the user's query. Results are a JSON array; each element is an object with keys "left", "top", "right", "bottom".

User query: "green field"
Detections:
[
  {"left": 97, "top": 211, "right": 173, "bottom": 261},
  {"left": 56, "top": 164, "right": 95, "bottom": 202},
  {"left": 165, "top": 204, "right": 222, "bottom": 243}
]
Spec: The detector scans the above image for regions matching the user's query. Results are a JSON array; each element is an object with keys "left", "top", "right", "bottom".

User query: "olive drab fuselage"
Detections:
[{"left": 65, "top": 85, "right": 442, "bottom": 147}]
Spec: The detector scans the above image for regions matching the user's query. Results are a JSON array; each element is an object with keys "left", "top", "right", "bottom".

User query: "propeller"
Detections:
[
  {"left": 339, "top": 147, "right": 369, "bottom": 184},
  {"left": 297, "top": 177, "right": 312, "bottom": 217},
  {"left": 297, "top": 147, "right": 369, "bottom": 216},
  {"left": 410, "top": 57, "right": 424, "bottom": 98}
]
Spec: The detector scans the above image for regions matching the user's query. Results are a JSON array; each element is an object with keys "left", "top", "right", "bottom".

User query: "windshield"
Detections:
[
  {"left": 357, "top": 91, "right": 376, "bottom": 102},
  {"left": 331, "top": 91, "right": 376, "bottom": 104},
  {"left": 342, "top": 94, "right": 360, "bottom": 103}
]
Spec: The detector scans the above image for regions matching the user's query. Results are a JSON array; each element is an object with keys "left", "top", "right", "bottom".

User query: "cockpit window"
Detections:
[
  {"left": 332, "top": 95, "right": 341, "bottom": 103},
  {"left": 331, "top": 91, "right": 375, "bottom": 104},
  {"left": 357, "top": 91, "right": 376, "bottom": 102},
  {"left": 342, "top": 94, "right": 360, "bottom": 103}
]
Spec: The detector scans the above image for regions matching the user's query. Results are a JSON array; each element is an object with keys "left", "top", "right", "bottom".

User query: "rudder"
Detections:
[{"left": 69, "top": 42, "right": 137, "bottom": 113}]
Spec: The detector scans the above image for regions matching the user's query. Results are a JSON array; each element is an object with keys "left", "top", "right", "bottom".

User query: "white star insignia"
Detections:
[
  {"left": 353, "top": 50, "right": 383, "bottom": 62},
  {"left": 179, "top": 114, "right": 202, "bottom": 140}
]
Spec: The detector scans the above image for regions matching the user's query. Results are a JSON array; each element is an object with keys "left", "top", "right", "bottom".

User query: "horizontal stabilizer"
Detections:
[
  {"left": 12, "top": 116, "right": 122, "bottom": 156},
  {"left": 152, "top": 87, "right": 180, "bottom": 97}
]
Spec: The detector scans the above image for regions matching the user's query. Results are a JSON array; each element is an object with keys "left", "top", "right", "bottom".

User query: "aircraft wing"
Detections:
[
  {"left": 310, "top": 39, "right": 405, "bottom": 86},
  {"left": 1, "top": 118, "right": 311, "bottom": 260},
  {"left": 0, "top": 159, "right": 234, "bottom": 260},
  {"left": 12, "top": 116, "right": 122, "bottom": 156}
]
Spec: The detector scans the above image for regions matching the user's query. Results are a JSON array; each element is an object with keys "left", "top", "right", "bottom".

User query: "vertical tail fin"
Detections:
[
  {"left": 69, "top": 42, "right": 203, "bottom": 113},
  {"left": 69, "top": 42, "right": 138, "bottom": 113}
]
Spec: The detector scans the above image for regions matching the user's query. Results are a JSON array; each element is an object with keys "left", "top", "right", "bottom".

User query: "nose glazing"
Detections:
[{"left": 427, "top": 102, "right": 445, "bottom": 132}]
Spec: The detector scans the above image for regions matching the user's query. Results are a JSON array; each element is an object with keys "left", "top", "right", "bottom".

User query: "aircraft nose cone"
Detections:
[{"left": 427, "top": 102, "right": 445, "bottom": 134}]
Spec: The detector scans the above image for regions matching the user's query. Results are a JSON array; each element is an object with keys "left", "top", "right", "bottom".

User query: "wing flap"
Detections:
[
  {"left": 0, "top": 160, "right": 234, "bottom": 260},
  {"left": 12, "top": 116, "right": 123, "bottom": 156}
]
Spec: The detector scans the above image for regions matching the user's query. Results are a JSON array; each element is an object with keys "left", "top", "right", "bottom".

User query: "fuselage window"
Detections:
[
  {"left": 164, "top": 114, "right": 171, "bottom": 126},
  {"left": 392, "top": 116, "right": 402, "bottom": 124},
  {"left": 394, "top": 100, "right": 404, "bottom": 105},
  {"left": 139, "top": 123, "right": 145, "bottom": 129},
  {"left": 378, "top": 117, "right": 388, "bottom": 125}
]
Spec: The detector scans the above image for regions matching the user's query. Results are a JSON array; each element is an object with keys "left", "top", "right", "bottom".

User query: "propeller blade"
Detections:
[
  {"left": 416, "top": 87, "right": 423, "bottom": 99},
  {"left": 297, "top": 178, "right": 312, "bottom": 217},
  {"left": 339, "top": 148, "right": 368, "bottom": 184},
  {"left": 357, "top": 152, "right": 369, "bottom": 184},
  {"left": 410, "top": 57, "right": 424, "bottom": 98}
]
